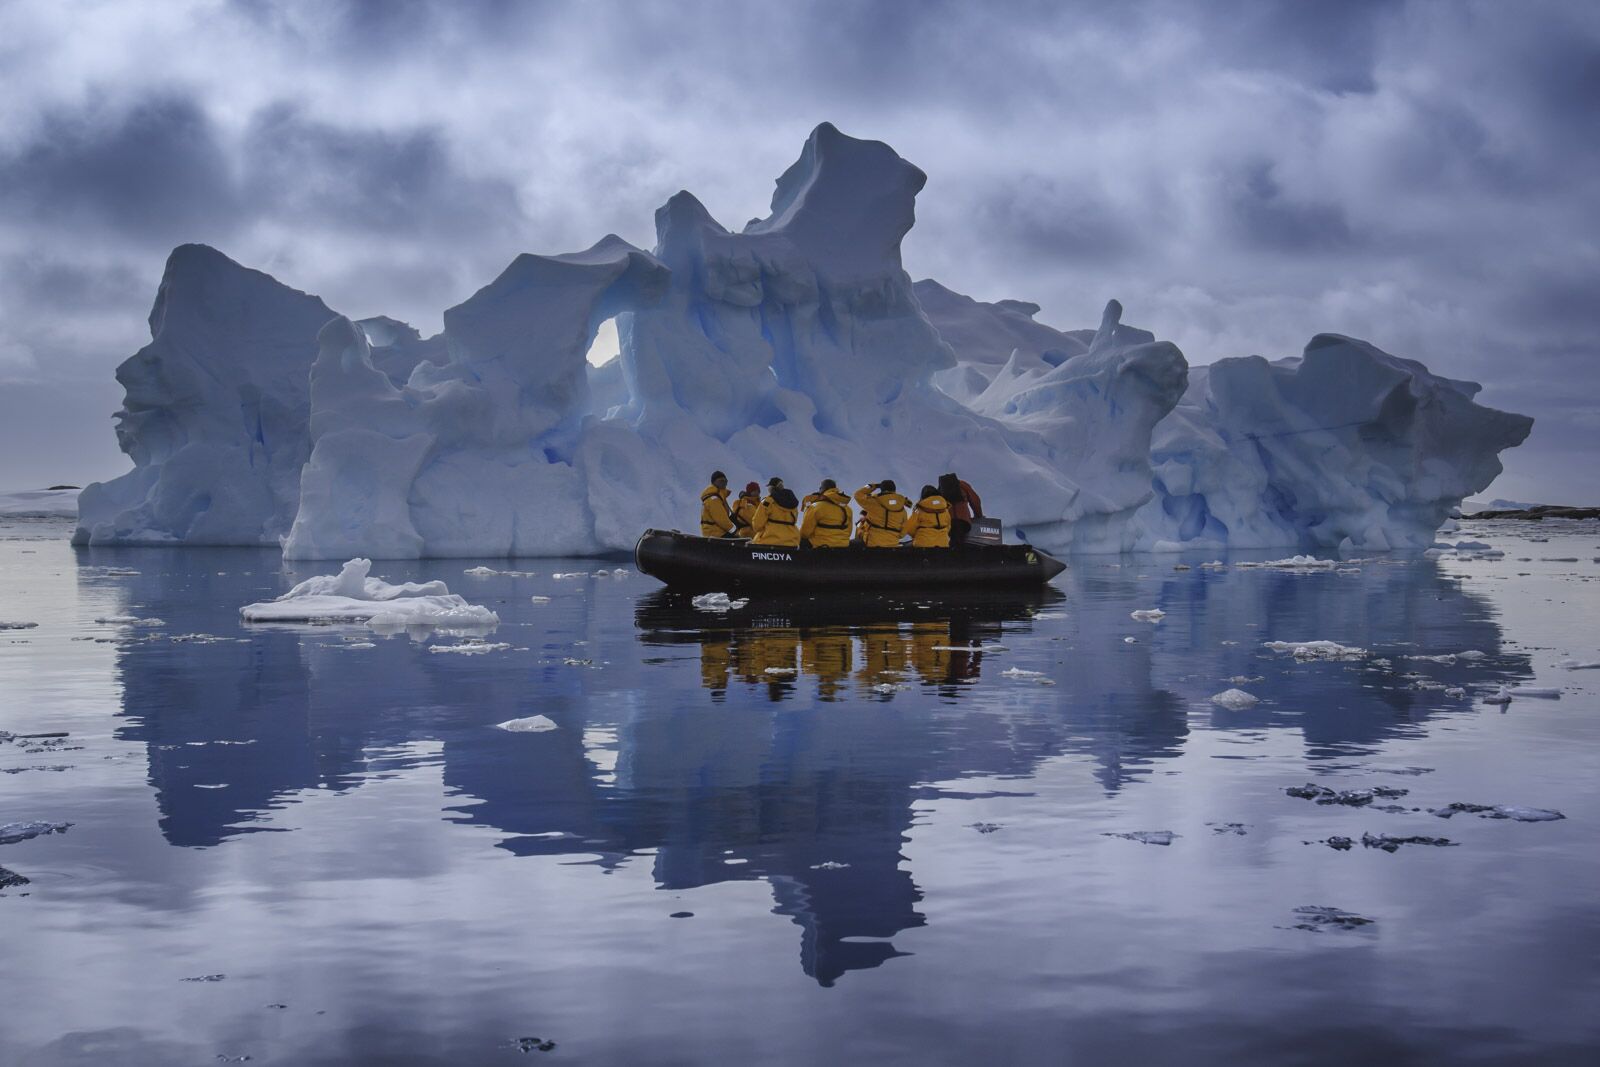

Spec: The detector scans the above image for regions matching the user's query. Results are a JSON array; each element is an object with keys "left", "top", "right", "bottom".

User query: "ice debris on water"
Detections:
[
  {"left": 871, "top": 682, "right": 907, "bottom": 693},
  {"left": 1236, "top": 556, "right": 1339, "bottom": 571},
  {"left": 94, "top": 615, "right": 165, "bottom": 626},
  {"left": 1285, "top": 783, "right": 1408, "bottom": 806},
  {"left": 1324, "top": 836, "right": 1354, "bottom": 851},
  {"left": 1210, "top": 689, "right": 1259, "bottom": 710},
  {"left": 1289, "top": 906, "right": 1375, "bottom": 931},
  {"left": 495, "top": 715, "right": 558, "bottom": 733},
  {"left": 1130, "top": 608, "right": 1166, "bottom": 621},
  {"left": 763, "top": 666, "right": 797, "bottom": 675},
  {"left": 529, "top": 595, "right": 551, "bottom": 604},
  {"left": 1361, "top": 832, "right": 1456, "bottom": 852},
  {"left": 969, "top": 823, "right": 1002, "bottom": 834},
  {"left": 1262, "top": 639, "right": 1366, "bottom": 660},
  {"left": 0, "top": 865, "right": 30, "bottom": 890},
  {"left": 1122, "top": 636, "right": 1137, "bottom": 644},
  {"left": 1557, "top": 659, "right": 1600, "bottom": 670},
  {"left": 691, "top": 592, "right": 748, "bottom": 613},
  {"left": 1208, "top": 823, "right": 1249, "bottom": 835},
  {"left": 428, "top": 641, "right": 511, "bottom": 655},
  {"left": 1102, "top": 830, "right": 1178, "bottom": 846},
  {"left": 182, "top": 974, "right": 226, "bottom": 982},
  {"left": 1429, "top": 803, "right": 1565, "bottom": 822},
  {"left": 1378, "top": 766, "right": 1435, "bottom": 776},
  {"left": 514, "top": 1037, "right": 557, "bottom": 1053},
  {"left": 810, "top": 861, "right": 851, "bottom": 870},
  {"left": 1487, "top": 686, "right": 1561, "bottom": 703},
  {"left": 0, "top": 821, "right": 73, "bottom": 845},
  {"left": 1000, "top": 666, "right": 1045, "bottom": 678},
  {"left": 0, "top": 621, "right": 39, "bottom": 630}
]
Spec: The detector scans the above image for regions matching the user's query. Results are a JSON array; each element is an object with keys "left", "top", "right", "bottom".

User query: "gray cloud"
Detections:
[{"left": 0, "top": 0, "right": 1595, "bottom": 502}]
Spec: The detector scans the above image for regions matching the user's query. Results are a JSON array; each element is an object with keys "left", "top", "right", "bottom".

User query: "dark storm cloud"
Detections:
[{"left": 0, "top": 0, "right": 1596, "bottom": 501}]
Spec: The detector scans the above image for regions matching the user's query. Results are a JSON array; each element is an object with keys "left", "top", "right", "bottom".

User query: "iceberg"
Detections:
[{"left": 74, "top": 123, "right": 1530, "bottom": 560}]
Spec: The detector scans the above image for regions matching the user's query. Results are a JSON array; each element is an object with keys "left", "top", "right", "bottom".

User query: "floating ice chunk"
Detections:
[
  {"left": 550, "top": 572, "right": 587, "bottom": 580},
  {"left": 463, "top": 566, "right": 499, "bottom": 576},
  {"left": 1123, "top": 636, "right": 1137, "bottom": 644},
  {"left": 1444, "top": 687, "right": 1467, "bottom": 698},
  {"left": 1199, "top": 560, "right": 1227, "bottom": 570},
  {"left": 1130, "top": 609, "right": 1166, "bottom": 622},
  {"left": 530, "top": 595, "right": 551, "bottom": 604},
  {"left": 1484, "top": 688, "right": 1513, "bottom": 705},
  {"left": 691, "top": 592, "right": 748, "bottom": 612},
  {"left": 429, "top": 641, "right": 511, "bottom": 655},
  {"left": 809, "top": 861, "right": 851, "bottom": 870},
  {"left": 0, "top": 622, "right": 38, "bottom": 630},
  {"left": 1423, "top": 548, "right": 1450, "bottom": 559},
  {"left": 1489, "top": 806, "right": 1565, "bottom": 822},
  {"left": 1507, "top": 687, "right": 1561, "bottom": 699},
  {"left": 94, "top": 616, "right": 164, "bottom": 626},
  {"left": 1000, "top": 667, "right": 1045, "bottom": 679},
  {"left": 1210, "top": 689, "right": 1259, "bottom": 710},
  {"left": 871, "top": 682, "right": 907, "bottom": 694},
  {"left": 0, "top": 820, "right": 73, "bottom": 845},
  {"left": 1455, "top": 540, "right": 1492, "bottom": 551},
  {"left": 1456, "top": 650, "right": 1487, "bottom": 661},
  {"left": 240, "top": 558, "right": 497, "bottom": 626},
  {"left": 495, "top": 715, "right": 558, "bottom": 732},
  {"left": 1361, "top": 832, "right": 1456, "bottom": 852},
  {"left": 1557, "top": 659, "right": 1600, "bottom": 670},
  {"left": 1410, "top": 654, "right": 1457, "bottom": 664},
  {"left": 1102, "top": 830, "right": 1177, "bottom": 845},
  {"left": 1290, "top": 906, "right": 1374, "bottom": 931},
  {"left": 1262, "top": 640, "right": 1365, "bottom": 660},
  {"left": 763, "top": 666, "right": 797, "bottom": 675}
]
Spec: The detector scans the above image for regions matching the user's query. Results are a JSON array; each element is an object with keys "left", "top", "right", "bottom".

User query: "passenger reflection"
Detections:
[
  {"left": 800, "top": 628, "right": 853, "bottom": 701},
  {"left": 856, "top": 623, "right": 909, "bottom": 691}
]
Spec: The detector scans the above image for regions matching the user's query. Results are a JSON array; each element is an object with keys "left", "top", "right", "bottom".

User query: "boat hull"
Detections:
[{"left": 634, "top": 529, "right": 1066, "bottom": 591}]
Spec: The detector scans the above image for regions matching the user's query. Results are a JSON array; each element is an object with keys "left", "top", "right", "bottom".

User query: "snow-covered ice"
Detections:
[
  {"left": 1210, "top": 689, "right": 1260, "bottom": 710},
  {"left": 691, "top": 593, "right": 749, "bottom": 613},
  {"left": 1130, "top": 609, "right": 1166, "bottom": 621},
  {"left": 239, "top": 558, "right": 498, "bottom": 626},
  {"left": 71, "top": 123, "right": 1530, "bottom": 560}
]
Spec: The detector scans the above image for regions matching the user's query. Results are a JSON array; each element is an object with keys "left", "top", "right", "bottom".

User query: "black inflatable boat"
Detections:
[{"left": 634, "top": 529, "right": 1066, "bottom": 591}]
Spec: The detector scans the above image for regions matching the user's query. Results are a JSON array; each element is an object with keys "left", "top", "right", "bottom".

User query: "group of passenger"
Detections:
[{"left": 699, "top": 471, "right": 983, "bottom": 550}]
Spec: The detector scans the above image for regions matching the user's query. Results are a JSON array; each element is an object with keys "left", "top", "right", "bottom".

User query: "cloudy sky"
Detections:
[{"left": 1, "top": 0, "right": 1596, "bottom": 502}]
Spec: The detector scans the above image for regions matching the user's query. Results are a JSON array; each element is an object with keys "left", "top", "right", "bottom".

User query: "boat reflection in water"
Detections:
[{"left": 635, "top": 587, "right": 1066, "bottom": 703}]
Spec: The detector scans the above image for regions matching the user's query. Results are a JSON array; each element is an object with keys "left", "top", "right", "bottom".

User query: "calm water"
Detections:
[{"left": 2, "top": 519, "right": 1598, "bottom": 1065}]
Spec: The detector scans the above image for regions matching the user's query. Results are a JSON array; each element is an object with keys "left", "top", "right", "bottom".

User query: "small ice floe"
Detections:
[
  {"left": 1122, "top": 636, "right": 1137, "bottom": 644},
  {"left": 1101, "top": 830, "right": 1178, "bottom": 846},
  {"left": 1200, "top": 560, "right": 1227, "bottom": 570},
  {"left": 180, "top": 974, "right": 226, "bottom": 983},
  {"left": 1557, "top": 659, "right": 1600, "bottom": 670},
  {"left": 1289, "top": 906, "right": 1375, "bottom": 931},
  {"left": 94, "top": 615, "right": 165, "bottom": 626},
  {"left": 1237, "top": 556, "right": 1338, "bottom": 570},
  {"left": 609, "top": 568, "right": 630, "bottom": 578},
  {"left": 969, "top": 822, "right": 1002, "bottom": 834},
  {"left": 1488, "top": 686, "right": 1562, "bottom": 701},
  {"left": 810, "top": 861, "right": 851, "bottom": 870},
  {"left": 1030, "top": 611, "right": 1065, "bottom": 620},
  {"left": 428, "top": 641, "right": 511, "bottom": 655},
  {"left": 871, "top": 682, "right": 907, "bottom": 694},
  {"left": 1262, "top": 640, "right": 1365, "bottom": 660},
  {"left": 690, "top": 592, "right": 748, "bottom": 613},
  {"left": 495, "top": 715, "right": 558, "bottom": 733},
  {"left": 1286, "top": 783, "right": 1408, "bottom": 806},
  {"left": 0, "top": 865, "right": 30, "bottom": 889},
  {"left": 1130, "top": 609, "right": 1166, "bottom": 622},
  {"left": 240, "top": 559, "right": 498, "bottom": 627},
  {"left": 1443, "top": 687, "right": 1467, "bottom": 698},
  {"left": 529, "top": 595, "right": 551, "bottom": 604},
  {"left": 1456, "top": 650, "right": 1487, "bottom": 661},
  {"left": 1210, "top": 689, "right": 1259, "bottom": 710},
  {"left": 0, "top": 821, "right": 72, "bottom": 845},
  {"left": 341, "top": 641, "right": 377, "bottom": 650},
  {"left": 0, "top": 621, "right": 38, "bottom": 630},
  {"left": 514, "top": 1037, "right": 557, "bottom": 1053},
  {"left": 552, "top": 572, "right": 589, "bottom": 579},
  {"left": 463, "top": 566, "right": 499, "bottom": 577},
  {"left": 1378, "top": 766, "right": 1435, "bottom": 776},
  {"left": 1361, "top": 832, "right": 1456, "bottom": 852},
  {"left": 1172, "top": 564, "right": 1191, "bottom": 571},
  {"left": 1540, "top": 557, "right": 1580, "bottom": 563},
  {"left": 1409, "top": 653, "right": 1457, "bottom": 664},
  {"left": 1208, "top": 822, "right": 1249, "bottom": 835},
  {"left": 763, "top": 666, "right": 797, "bottom": 675},
  {"left": 561, "top": 657, "right": 594, "bottom": 667},
  {"left": 932, "top": 644, "right": 984, "bottom": 652},
  {"left": 1429, "top": 803, "right": 1565, "bottom": 822}
]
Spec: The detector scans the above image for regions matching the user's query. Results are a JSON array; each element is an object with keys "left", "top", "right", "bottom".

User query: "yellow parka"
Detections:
[
  {"left": 800, "top": 488, "right": 853, "bottom": 548},
  {"left": 902, "top": 494, "right": 952, "bottom": 548},
  {"left": 853, "top": 485, "right": 910, "bottom": 548},
  {"left": 700, "top": 484, "right": 736, "bottom": 538},
  {"left": 731, "top": 493, "right": 760, "bottom": 537},
  {"left": 752, "top": 494, "right": 801, "bottom": 547}
]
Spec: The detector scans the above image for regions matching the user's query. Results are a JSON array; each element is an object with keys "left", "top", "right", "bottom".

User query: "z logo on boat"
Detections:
[{"left": 751, "top": 552, "right": 793, "bottom": 562}]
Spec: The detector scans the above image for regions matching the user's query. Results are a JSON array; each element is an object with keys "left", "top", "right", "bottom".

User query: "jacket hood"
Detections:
[
  {"left": 917, "top": 495, "right": 949, "bottom": 512},
  {"left": 771, "top": 487, "right": 799, "bottom": 509},
  {"left": 822, "top": 488, "right": 850, "bottom": 506}
]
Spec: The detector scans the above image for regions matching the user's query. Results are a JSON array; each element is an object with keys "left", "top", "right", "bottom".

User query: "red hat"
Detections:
[{"left": 743, "top": 481, "right": 760, "bottom": 495}]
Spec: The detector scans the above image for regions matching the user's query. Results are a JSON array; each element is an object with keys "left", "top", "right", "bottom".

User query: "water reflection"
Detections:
[{"left": 79, "top": 547, "right": 1534, "bottom": 985}]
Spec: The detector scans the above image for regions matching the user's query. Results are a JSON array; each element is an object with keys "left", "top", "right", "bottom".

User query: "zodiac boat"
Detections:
[{"left": 634, "top": 529, "right": 1066, "bottom": 592}]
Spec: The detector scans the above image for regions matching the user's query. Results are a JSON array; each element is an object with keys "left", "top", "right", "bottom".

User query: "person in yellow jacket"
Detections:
[
  {"left": 853, "top": 480, "right": 910, "bottom": 547},
  {"left": 731, "top": 481, "right": 761, "bottom": 537},
  {"left": 751, "top": 477, "right": 802, "bottom": 547},
  {"left": 799, "top": 479, "right": 853, "bottom": 548},
  {"left": 902, "top": 485, "right": 952, "bottom": 547},
  {"left": 699, "top": 471, "right": 737, "bottom": 538}
]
